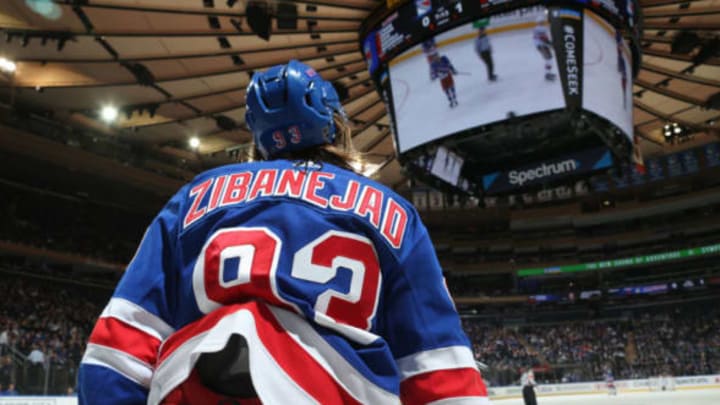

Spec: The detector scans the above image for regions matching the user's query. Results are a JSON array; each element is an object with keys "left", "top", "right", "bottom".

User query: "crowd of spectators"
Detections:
[
  {"left": 0, "top": 182, "right": 150, "bottom": 264},
  {"left": 631, "top": 307, "right": 720, "bottom": 377},
  {"left": 0, "top": 272, "right": 717, "bottom": 394},
  {"left": 524, "top": 322, "right": 627, "bottom": 368},
  {"left": 463, "top": 303, "right": 720, "bottom": 385},
  {"left": 462, "top": 322, "right": 539, "bottom": 386},
  {"left": 0, "top": 276, "right": 105, "bottom": 395}
]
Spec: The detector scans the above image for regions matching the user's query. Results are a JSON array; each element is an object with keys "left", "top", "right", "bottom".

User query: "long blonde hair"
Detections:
[{"left": 247, "top": 114, "right": 366, "bottom": 174}]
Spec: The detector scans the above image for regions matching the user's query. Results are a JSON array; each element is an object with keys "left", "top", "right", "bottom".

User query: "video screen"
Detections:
[
  {"left": 388, "top": 6, "right": 566, "bottom": 154},
  {"left": 582, "top": 9, "right": 633, "bottom": 140}
]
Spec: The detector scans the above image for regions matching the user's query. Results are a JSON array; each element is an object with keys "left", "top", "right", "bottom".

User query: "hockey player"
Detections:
[
  {"left": 77, "top": 60, "right": 488, "bottom": 405},
  {"left": 421, "top": 38, "right": 439, "bottom": 80},
  {"left": 475, "top": 26, "right": 498, "bottom": 82},
  {"left": 605, "top": 367, "right": 617, "bottom": 395},
  {"left": 430, "top": 53, "right": 459, "bottom": 108},
  {"left": 616, "top": 30, "right": 628, "bottom": 110},
  {"left": 533, "top": 15, "right": 556, "bottom": 81}
]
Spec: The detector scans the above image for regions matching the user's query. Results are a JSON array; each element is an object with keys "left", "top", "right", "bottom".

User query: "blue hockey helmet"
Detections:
[{"left": 245, "top": 60, "right": 346, "bottom": 159}]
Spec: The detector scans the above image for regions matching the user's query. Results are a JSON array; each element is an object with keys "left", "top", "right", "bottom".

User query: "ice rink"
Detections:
[
  {"left": 582, "top": 12, "right": 633, "bottom": 139},
  {"left": 492, "top": 389, "right": 720, "bottom": 404},
  {"left": 389, "top": 27, "right": 564, "bottom": 153}
]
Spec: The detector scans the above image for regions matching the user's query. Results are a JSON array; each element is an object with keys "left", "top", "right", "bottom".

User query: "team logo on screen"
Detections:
[{"left": 415, "top": 0, "right": 432, "bottom": 17}]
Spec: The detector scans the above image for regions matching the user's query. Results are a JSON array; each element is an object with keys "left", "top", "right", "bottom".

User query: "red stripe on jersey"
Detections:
[
  {"left": 158, "top": 302, "right": 362, "bottom": 405},
  {"left": 400, "top": 367, "right": 488, "bottom": 405},
  {"left": 88, "top": 317, "right": 160, "bottom": 366}
]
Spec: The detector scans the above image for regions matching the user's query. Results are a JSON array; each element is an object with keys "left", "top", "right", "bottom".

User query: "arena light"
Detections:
[
  {"left": 0, "top": 57, "right": 16, "bottom": 73},
  {"left": 100, "top": 105, "right": 119, "bottom": 123},
  {"left": 663, "top": 123, "right": 674, "bottom": 139},
  {"left": 189, "top": 137, "right": 200, "bottom": 149},
  {"left": 361, "top": 162, "right": 382, "bottom": 178}
]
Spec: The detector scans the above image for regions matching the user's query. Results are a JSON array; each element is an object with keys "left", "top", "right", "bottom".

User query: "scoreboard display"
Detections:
[
  {"left": 362, "top": 0, "right": 639, "bottom": 76},
  {"left": 362, "top": 0, "right": 642, "bottom": 196}
]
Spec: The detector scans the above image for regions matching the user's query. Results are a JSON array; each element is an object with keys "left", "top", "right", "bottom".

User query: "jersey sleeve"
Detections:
[
  {"left": 78, "top": 188, "right": 185, "bottom": 405},
  {"left": 381, "top": 216, "right": 488, "bottom": 404}
]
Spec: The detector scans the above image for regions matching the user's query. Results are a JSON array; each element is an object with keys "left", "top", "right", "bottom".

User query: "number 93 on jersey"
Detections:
[{"left": 192, "top": 227, "right": 382, "bottom": 341}]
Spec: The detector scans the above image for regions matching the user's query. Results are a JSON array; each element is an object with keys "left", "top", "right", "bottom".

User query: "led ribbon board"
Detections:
[{"left": 517, "top": 243, "right": 720, "bottom": 277}]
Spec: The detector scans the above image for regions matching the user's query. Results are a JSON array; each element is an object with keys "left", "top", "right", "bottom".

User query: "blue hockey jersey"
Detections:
[
  {"left": 430, "top": 56, "right": 457, "bottom": 80},
  {"left": 78, "top": 159, "right": 487, "bottom": 404}
]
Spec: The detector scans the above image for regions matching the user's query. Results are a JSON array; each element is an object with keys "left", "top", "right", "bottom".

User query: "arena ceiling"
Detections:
[{"left": 0, "top": 0, "right": 718, "bottom": 193}]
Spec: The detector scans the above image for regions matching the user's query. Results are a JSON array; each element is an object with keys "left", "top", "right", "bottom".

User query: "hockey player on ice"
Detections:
[
  {"left": 616, "top": 30, "right": 629, "bottom": 110},
  {"left": 605, "top": 366, "right": 617, "bottom": 396},
  {"left": 421, "top": 38, "right": 440, "bottom": 81},
  {"left": 430, "top": 53, "right": 459, "bottom": 108},
  {"left": 533, "top": 15, "right": 556, "bottom": 82}
]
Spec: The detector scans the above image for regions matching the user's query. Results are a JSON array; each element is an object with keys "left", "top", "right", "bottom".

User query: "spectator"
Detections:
[
  {"left": 0, "top": 326, "right": 7, "bottom": 355},
  {"left": 27, "top": 344, "right": 45, "bottom": 366},
  {"left": 1, "top": 382, "right": 19, "bottom": 396},
  {"left": 0, "top": 355, "right": 11, "bottom": 386}
]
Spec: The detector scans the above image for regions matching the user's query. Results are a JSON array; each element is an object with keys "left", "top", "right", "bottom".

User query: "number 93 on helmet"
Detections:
[{"left": 245, "top": 59, "right": 347, "bottom": 159}]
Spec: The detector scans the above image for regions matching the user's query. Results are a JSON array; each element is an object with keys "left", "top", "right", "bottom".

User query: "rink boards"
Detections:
[
  {"left": 0, "top": 374, "right": 718, "bottom": 404},
  {"left": 488, "top": 373, "right": 720, "bottom": 400},
  {"left": 493, "top": 389, "right": 720, "bottom": 404}
]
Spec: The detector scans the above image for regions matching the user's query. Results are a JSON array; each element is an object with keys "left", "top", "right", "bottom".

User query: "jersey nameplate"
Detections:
[{"left": 183, "top": 169, "right": 408, "bottom": 249}]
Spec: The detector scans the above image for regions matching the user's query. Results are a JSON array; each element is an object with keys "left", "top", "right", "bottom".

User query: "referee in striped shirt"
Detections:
[{"left": 521, "top": 367, "right": 537, "bottom": 405}]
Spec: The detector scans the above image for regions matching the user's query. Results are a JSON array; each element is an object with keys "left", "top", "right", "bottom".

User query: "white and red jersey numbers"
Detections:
[
  {"left": 192, "top": 227, "right": 282, "bottom": 314},
  {"left": 192, "top": 227, "right": 382, "bottom": 342},
  {"left": 292, "top": 231, "right": 381, "bottom": 332}
]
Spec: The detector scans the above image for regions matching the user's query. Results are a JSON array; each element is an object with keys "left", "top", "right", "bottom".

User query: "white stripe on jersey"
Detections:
[
  {"left": 101, "top": 297, "right": 174, "bottom": 341},
  {"left": 270, "top": 306, "right": 399, "bottom": 404},
  {"left": 148, "top": 309, "right": 318, "bottom": 405},
  {"left": 428, "top": 397, "right": 493, "bottom": 405},
  {"left": 82, "top": 343, "right": 154, "bottom": 388},
  {"left": 149, "top": 305, "right": 400, "bottom": 405},
  {"left": 397, "top": 345, "right": 477, "bottom": 380}
]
